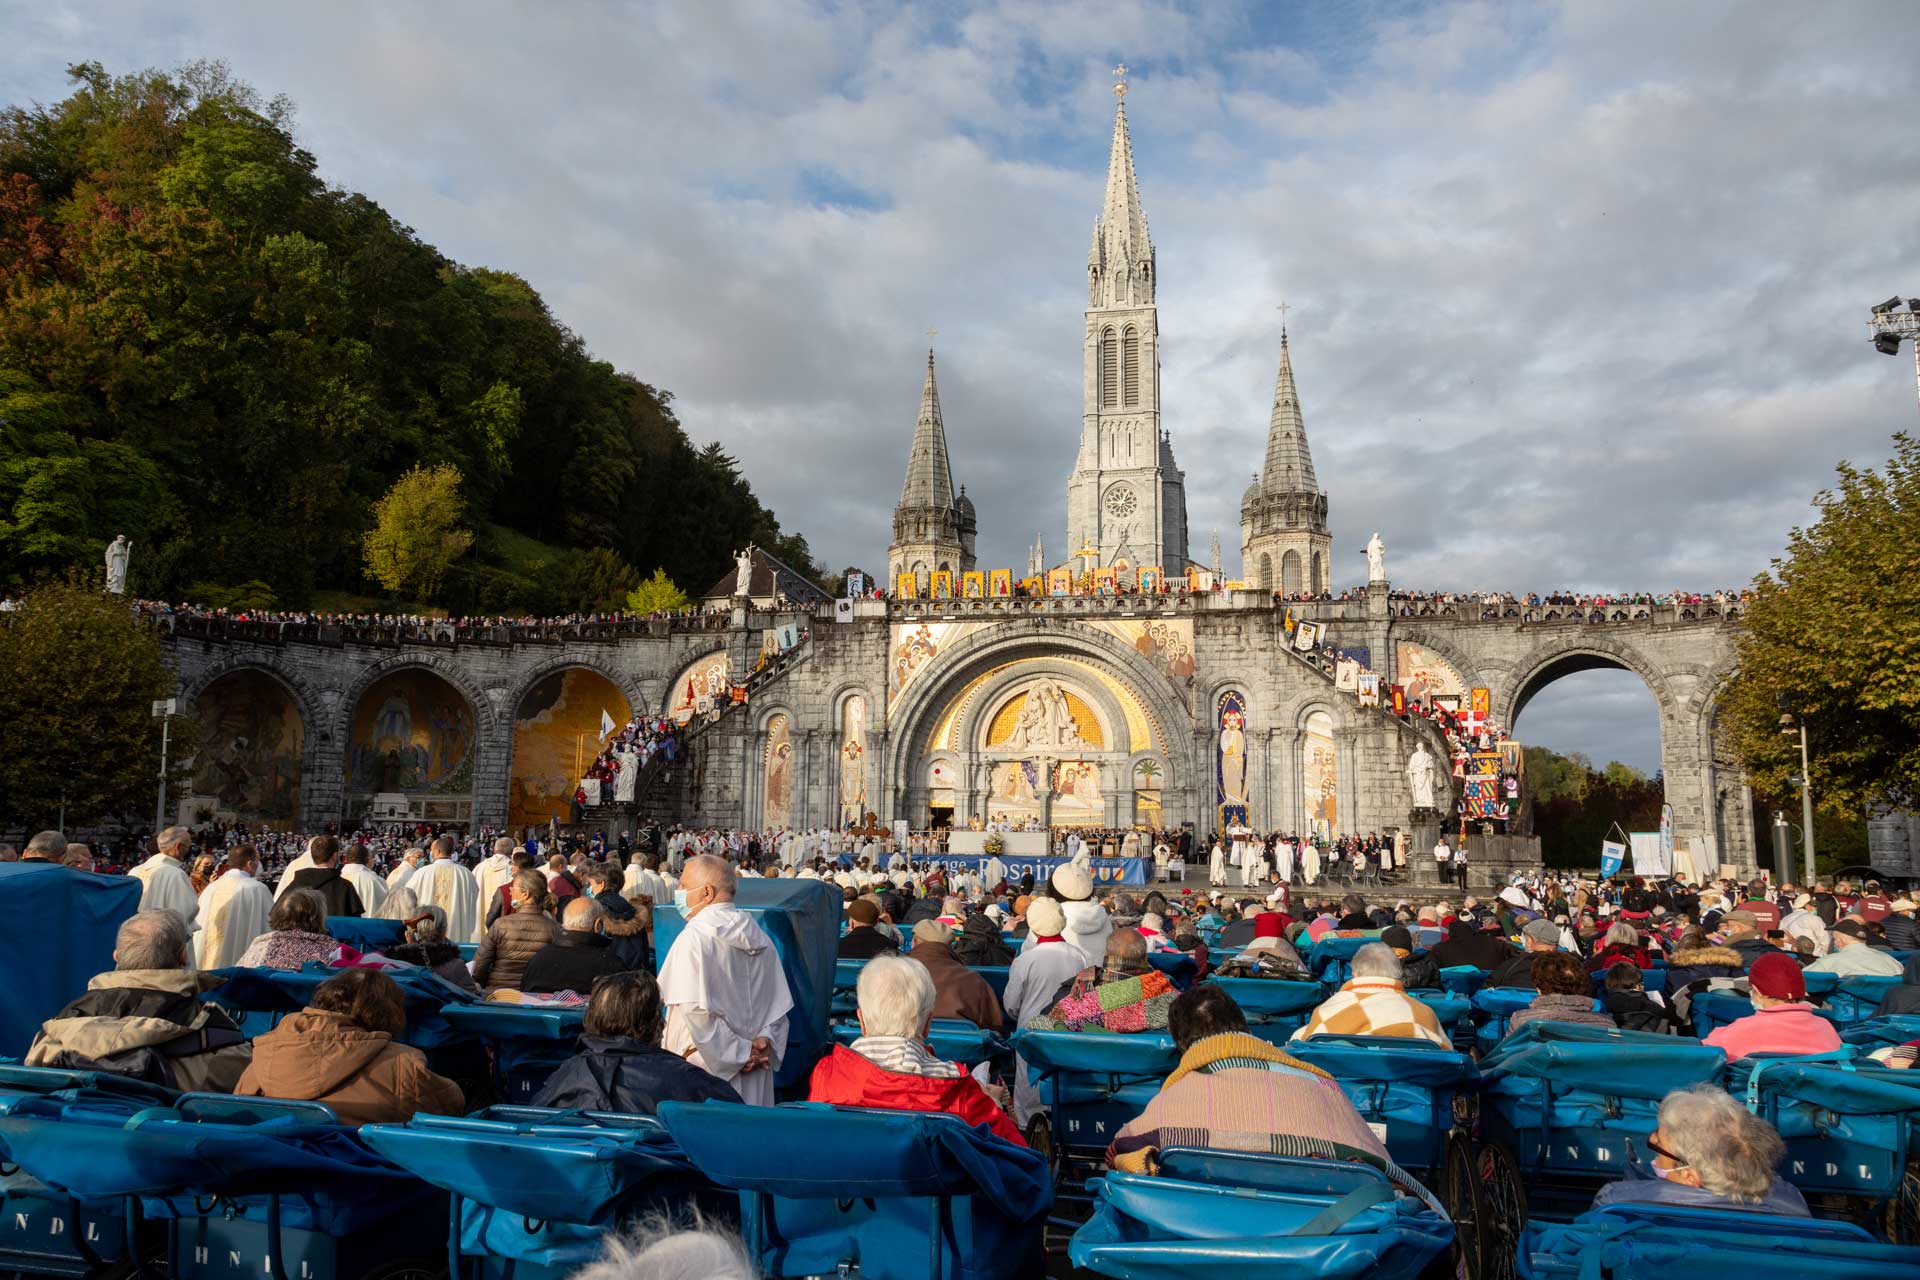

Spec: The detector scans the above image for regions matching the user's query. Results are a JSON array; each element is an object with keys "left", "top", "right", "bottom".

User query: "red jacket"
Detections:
[{"left": 807, "top": 1045, "right": 1026, "bottom": 1148}]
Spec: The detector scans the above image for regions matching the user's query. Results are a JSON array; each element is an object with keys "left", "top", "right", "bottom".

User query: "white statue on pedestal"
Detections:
[
  {"left": 1366, "top": 531, "right": 1385, "bottom": 585},
  {"left": 104, "top": 535, "right": 131, "bottom": 595},
  {"left": 1407, "top": 743, "right": 1441, "bottom": 809},
  {"left": 734, "top": 547, "right": 755, "bottom": 597}
]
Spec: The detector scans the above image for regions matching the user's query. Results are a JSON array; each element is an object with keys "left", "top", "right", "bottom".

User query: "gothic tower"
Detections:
[
  {"left": 1065, "top": 76, "right": 1190, "bottom": 573},
  {"left": 1240, "top": 325, "right": 1330, "bottom": 593},
  {"left": 888, "top": 349, "right": 976, "bottom": 592}
]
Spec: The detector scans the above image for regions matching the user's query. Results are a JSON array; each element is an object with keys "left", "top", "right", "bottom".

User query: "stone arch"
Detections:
[
  {"left": 504, "top": 660, "right": 646, "bottom": 830},
  {"left": 1281, "top": 550, "right": 1302, "bottom": 594},
  {"left": 1498, "top": 636, "right": 1675, "bottom": 730},
  {"left": 179, "top": 659, "right": 320, "bottom": 826},
  {"left": 337, "top": 655, "right": 495, "bottom": 823},
  {"left": 1311, "top": 550, "right": 1325, "bottom": 594},
  {"left": 661, "top": 648, "right": 731, "bottom": 722}
]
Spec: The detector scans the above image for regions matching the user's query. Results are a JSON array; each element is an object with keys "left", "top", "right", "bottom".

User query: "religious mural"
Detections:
[
  {"left": 1395, "top": 642, "right": 1467, "bottom": 711},
  {"left": 191, "top": 670, "right": 303, "bottom": 822},
  {"left": 667, "top": 651, "right": 731, "bottom": 725},
  {"left": 1088, "top": 619, "right": 1196, "bottom": 689},
  {"left": 764, "top": 714, "right": 793, "bottom": 828},
  {"left": 347, "top": 671, "right": 475, "bottom": 796},
  {"left": 1303, "top": 709, "right": 1339, "bottom": 839},
  {"left": 838, "top": 696, "right": 868, "bottom": 826},
  {"left": 510, "top": 668, "right": 632, "bottom": 830},
  {"left": 887, "top": 621, "right": 985, "bottom": 709},
  {"left": 1216, "top": 691, "right": 1249, "bottom": 830},
  {"left": 988, "top": 759, "right": 1041, "bottom": 822},
  {"left": 1133, "top": 758, "right": 1163, "bottom": 824},
  {"left": 928, "top": 759, "right": 958, "bottom": 810},
  {"left": 1051, "top": 760, "right": 1104, "bottom": 824}
]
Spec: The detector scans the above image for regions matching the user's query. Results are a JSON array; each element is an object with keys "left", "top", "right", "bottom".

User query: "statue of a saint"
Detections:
[
  {"left": 1366, "top": 531, "right": 1385, "bottom": 585},
  {"left": 104, "top": 535, "right": 132, "bottom": 595},
  {"left": 1407, "top": 743, "right": 1440, "bottom": 810},
  {"left": 734, "top": 547, "right": 755, "bottom": 597}
]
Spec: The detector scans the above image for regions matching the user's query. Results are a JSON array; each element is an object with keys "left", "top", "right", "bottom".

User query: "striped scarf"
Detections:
[{"left": 849, "top": 1035, "right": 961, "bottom": 1078}]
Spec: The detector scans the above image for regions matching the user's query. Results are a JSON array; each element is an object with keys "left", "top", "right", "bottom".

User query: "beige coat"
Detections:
[{"left": 233, "top": 1009, "right": 463, "bottom": 1125}]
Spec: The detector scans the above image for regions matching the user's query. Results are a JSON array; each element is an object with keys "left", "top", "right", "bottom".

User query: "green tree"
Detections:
[
  {"left": 0, "top": 578, "right": 197, "bottom": 827},
  {"left": 626, "top": 567, "right": 691, "bottom": 614},
  {"left": 1722, "top": 434, "right": 1920, "bottom": 814},
  {"left": 362, "top": 464, "right": 473, "bottom": 600}
]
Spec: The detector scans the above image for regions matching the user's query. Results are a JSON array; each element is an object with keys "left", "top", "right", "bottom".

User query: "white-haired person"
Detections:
[
  {"left": 808, "top": 954, "right": 1025, "bottom": 1147},
  {"left": 385, "top": 903, "right": 481, "bottom": 995},
  {"left": 1594, "top": 1084, "right": 1809, "bottom": 1216},
  {"left": 1291, "top": 943, "right": 1451, "bottom": 1047},
  {"left": 569, "top": 1211, "right": 755, "bottom": 1280}
]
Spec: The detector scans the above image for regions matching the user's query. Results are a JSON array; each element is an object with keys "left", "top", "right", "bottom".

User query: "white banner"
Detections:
[
  {"left": 1629, "top": 831, "right": 1668, "bottom": 877},
  {"left": 834, "top": 599, "right": 854, "bottom": 624},
  {"left": 1294, "top": 621, "right": 1321, "bottom": 652},
  {"left": 580, "top": 778, "right": 602, "bottom": 806}
]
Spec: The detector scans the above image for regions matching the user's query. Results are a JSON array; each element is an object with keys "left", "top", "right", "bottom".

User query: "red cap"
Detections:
[
  {"left": 1253, "top": 912, "right": 1284, "bottom": 940},
  {"left": 1748, "top": 951, "right": 1806, "bottom": 1001}
]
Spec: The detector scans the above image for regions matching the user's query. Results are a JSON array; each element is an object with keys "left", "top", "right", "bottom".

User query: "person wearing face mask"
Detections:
[
  {"left": 1593, "top": 1084, "right": 1809, "bottom": 1216},
  {"left": 656, "top": 855, "right": 793, "bottom": 1106}
]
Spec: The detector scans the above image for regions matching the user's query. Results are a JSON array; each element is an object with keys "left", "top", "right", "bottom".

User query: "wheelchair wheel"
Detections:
[
  {"left": 1886, "top": 1163, "right": 1920, "bottom": 1245},
  {"left": 1475, "top": 1142, "right": 1526, "bottom": 1280},
  {"left": 1443, "top": 1132, "right": 1486, "bottom": 1280},
  {"left": 359, "top": 1262, "right": 443, "bottom": 1280}
]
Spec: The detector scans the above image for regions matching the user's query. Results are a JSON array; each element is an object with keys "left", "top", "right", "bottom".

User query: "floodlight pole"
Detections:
[{"left": 1867, "top": 307, "right": 1920, "bottom": 416}]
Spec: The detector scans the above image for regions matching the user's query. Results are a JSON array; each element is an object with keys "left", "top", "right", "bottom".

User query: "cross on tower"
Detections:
[
  {"left": 1276, "top": 300, "right": 1291, "bottom": 336},
  {"left": 1112, "top": 63, "right": 1128, "bottom": 100},
  {"left": 927, "top": 327, "right": 937, "bottom": 342}
]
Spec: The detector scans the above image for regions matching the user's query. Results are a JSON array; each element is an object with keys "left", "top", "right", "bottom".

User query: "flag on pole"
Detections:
[{"left": 600, "top": 709, "right": 616, "bottom": 740}]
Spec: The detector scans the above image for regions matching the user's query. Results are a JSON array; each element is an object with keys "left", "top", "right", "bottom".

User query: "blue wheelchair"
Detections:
[
  {"left": 1307, "top": 934, "right": 1384, "bottom": 986},
  {"left": 438, "top": 1004, "right": 584, "bottom": 1106},
  {"left": 363, "top": 1105, "right": 725, "bottom": 1279},
  {"left": 1068, "top": 1147, "right": 1454, "bottom": 1280},
  {"left": 1291, "top": 1035, "right": 1486, "bottom": 1277},
  {"left": 0, "top": 1089, "right": 444, "bottom": 1280},
  {"left": 1474, "top": 1022, "right": 1729, "bottom": 1276},
  {"left": 1733, "top": 1052, "right": 1920, "bottom": 1242},
  {"left": 829, "top": 1018, "right": 1011, "bottom": 1073},
  {"left": 1009, "top": 1030, "right": 1179, "bottom": 1213},
  {"left": 1516, "top": 1201, "right": 1920, "bottom": 1277},
  {"left": 659, "top": 1099, "right": 1051, "bottom": 1280},
  {"left": 1200, "top": 977, "right": 1323, "bottom": 1044}
]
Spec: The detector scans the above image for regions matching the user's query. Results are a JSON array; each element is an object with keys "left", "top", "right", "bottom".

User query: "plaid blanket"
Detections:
[{"left": 1029, "top": 969, "right": 1176, "bottom": 1033}]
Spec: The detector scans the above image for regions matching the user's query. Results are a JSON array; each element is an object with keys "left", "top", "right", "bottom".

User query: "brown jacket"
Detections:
[
  {"left": 909, "top": 941, "right": 1005, "bottom": 1031},
  {"left": 473, "top": 909, "right": 561, "bottom": 992},
  {"left": 233, "top": 1009, "right": 463, "bottom": 1126}
]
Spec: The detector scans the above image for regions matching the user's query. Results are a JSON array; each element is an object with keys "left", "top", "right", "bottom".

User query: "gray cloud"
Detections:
[{"left": 6, "top": 0, "right": 1918, "bottom": 772}]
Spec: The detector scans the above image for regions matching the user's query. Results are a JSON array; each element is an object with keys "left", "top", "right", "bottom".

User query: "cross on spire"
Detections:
[
  {"left": 1276, "top": 300, "right": 1291, "bottom": 337},
  {"left": 1112, "top": 62, "right": 1128, "bottom": 100}
]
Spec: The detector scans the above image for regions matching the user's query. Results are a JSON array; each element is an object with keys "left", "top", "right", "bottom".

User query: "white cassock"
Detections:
[
  {"left": 409, "top": 858, "right": 481, "bottom": 944},
  {"left": 340, "top": 863, "right": 390, "bottom": 917},
  {"left": 659, "top": 902, "right": 792, "bottom": 1107},
  {"left": 1276, "top": 841, "right": 1296, "bottom": 883},
  {"left": 130, "top": 854, "right": 198, "bottom": 924},
  {"left": 1242, "top": 848, "right": 1267, "bottom": 888},
  {"left": 272, "top": 853, "right": 315, "bottom": 900},
  {"left": 1209, "top": 842, "right": 1228, "bottom": 885},
  {"left": 985, "top": 855, "right": 1008, "bottom": 889},
  {"left": 1302, "top": 843, "right": 1321, "bottom": 885},
  {"left": 387, "top": 859, "right": 420, "bottom": 891},
  {"left": 1003, "top": 938, "right": 1090, "bottom": 1125},
  {"left": 471, "top": 854, "right": 514, "bottom": 928},
  {"left": 194, "top": 870, "right": 272, "bottom": 969}
]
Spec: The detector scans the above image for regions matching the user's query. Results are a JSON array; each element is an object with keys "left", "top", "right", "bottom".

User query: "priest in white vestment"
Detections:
[
  {"left": 193, "top": 847, "right": 274, "bottom": 969},
  {"left": 386, "top": 847, "right": 425, "bottom": 891},
  {"left": 471, "top": 838, "right": 516, "bottom": 929},
  {"left": 1301, "top": 841, "right": 1322, "bottom": 886},
  {"left": 339, "top": 846, "right": 390, "bottom": 918},
  {"left": 658, "top": 855, "right": 792, "bottom": 1107},
  {"left": 131, "top": 827, "right": 198, "bottom": 925},
  {"left": 273, "top": 842, "right": 316, "bottom": 900},
  {"left": 408, "top": 837, "right": 482, "bottom": 944},
  {"left": 1208, "top": 839, "right": 1228, "bottom": 886},
  {"left": 1275, "top": 840, "right": 1296, "bottom": 884}
]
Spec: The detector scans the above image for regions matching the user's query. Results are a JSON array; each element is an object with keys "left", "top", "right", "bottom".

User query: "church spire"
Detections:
[
  {"left": 1088, "top": 64, "right": 1153, "bottom": 308},
  {"left": 898, "top": 348, "right": 955, "bottom": 507},
  {"left": 1260, "top": 325, "right": 1317, "bottom": 495}
]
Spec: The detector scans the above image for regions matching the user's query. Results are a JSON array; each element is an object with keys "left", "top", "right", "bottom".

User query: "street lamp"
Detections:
[
  {"left": 1779, "top": 713, "right": 1816, "bottom": 883},
  {"left": 152, "top": 697, "right": 177, "bottom": 833},
  {"left": 1866, "top": 296, "right": 1920, "bottom": 415}
]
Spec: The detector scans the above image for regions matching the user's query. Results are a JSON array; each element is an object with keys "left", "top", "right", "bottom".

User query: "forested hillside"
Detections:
[{"left": 0, "top": 61, "right": 816, "bottom": 612}]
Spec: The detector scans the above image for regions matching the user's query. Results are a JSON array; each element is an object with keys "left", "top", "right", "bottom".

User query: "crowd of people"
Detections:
[{"left": 12, "top": 814, "right": 1920, "bottom": 1276}]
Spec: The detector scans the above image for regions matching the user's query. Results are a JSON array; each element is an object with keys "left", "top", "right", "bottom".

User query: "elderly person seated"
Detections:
[
  {"left": 235, "top": 889, "right": 347, "bottom": 970},
  {"left": 1594, "top": 1084, "right": 1809, "bottom": 1216},
  {"left": 1587, "top": 921, "right": 1652, "bottom": 973},
  {"left": 532, "top": 971, "right": 739, "bottom": 1112},
  {"left": 807, "top": 954, "right": 1024, "bottom": 1145},
  {"left": 950, "top": 910, "right": 1016, "bottom": 966},
  {"left": 1702, "top": 952, "right": 1842, "bottom": 1061},
  {"left": 523, "top": 897, "right": 630, "bottom": 995},
  {"left": 583, "top": 862, "right": 651, "bottom": 971},
  {"left": 1028, "top": 929, "right": 1178, "bottom": 1034},
  {"left": 27, "top": 910, "right": 252, "bottom": 1091},
  {"left": 1291, "top": 943, "right": 1450, "bottom": 1047},
  {"left": 1106, "top": 984, "right": 1393, "bottom": 1175},
  {"left": 233, "top": 969, "right": 463, "bottom": 1125},
  {"left": 384, "top": 903, "right": 480, "bottom": 994},
  {"left": 908, "top": 920, "right": 1005, "bottom": 1030},
  {"left": 1805, "top": 919, "right": 1903, "bottom": 976},
  {"left": 838, "top": 897, "right": 900, "bottom": 958},
  {"left": 1212, "top": 913, "right": 1308, "bottom": 980},
  {"left": 473, "top": 870, "right": 562, "bottom": 993},
  {"left": 1509, "top": 952, "right": 1615, "bottom": 1031},
  {"left": 1600, "top": 962, "right": 1688, "bottom": 1034},
  {"left": 1486, "top": 919, "right": 1562, "bottom": 989}
]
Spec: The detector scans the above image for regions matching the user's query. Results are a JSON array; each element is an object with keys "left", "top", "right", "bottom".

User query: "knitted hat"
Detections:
[
  {"left": 1052, "top": 863, "right": 1094, "bottom": 901},
  {"left": 1749, "top": 951, "right": 1806, "bottom": 1001},
  {"left": 1027, "top": 898, "right": 1066, "bottom": 937}
]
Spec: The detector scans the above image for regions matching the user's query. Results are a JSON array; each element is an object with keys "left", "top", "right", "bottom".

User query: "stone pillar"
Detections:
[
  {"left": 1334, "top": 727, "right": 1359, "bottom": 840},
  {"left": 1252, "top": 730, "right": 1272, "bottom": 830},
  {"left": 469, "top": 713, "right": 512, "bottom": 830}
]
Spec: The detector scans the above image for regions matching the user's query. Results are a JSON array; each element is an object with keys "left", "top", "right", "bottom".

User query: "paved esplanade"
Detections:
[{"left": 156, "top": 74, "right": 1756, "bottom": 877}]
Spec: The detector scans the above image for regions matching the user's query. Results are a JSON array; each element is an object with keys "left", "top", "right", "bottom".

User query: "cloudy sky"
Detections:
[{"left": 7, "top": 1, "right": 1918, "bottom": 772}]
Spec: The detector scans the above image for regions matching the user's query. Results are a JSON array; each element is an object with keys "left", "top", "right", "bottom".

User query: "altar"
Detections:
[{"left": 946, "top": 830, "right": 1052, "bottom": 857}]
